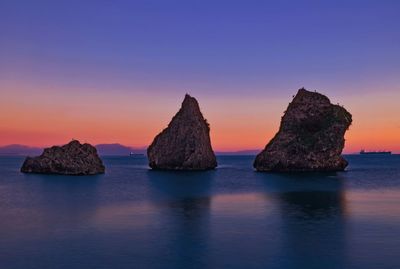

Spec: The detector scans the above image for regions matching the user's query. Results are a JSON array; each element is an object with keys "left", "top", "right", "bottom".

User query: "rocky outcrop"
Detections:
[
  {"left": 254, "top": 88, "right": 352, "bottom": 172},
  {"left": 148, "top": 94, "right": 217, "bottom": 170},
  {"left": 21, "top": 140, "right": 105, "bottom": 175}
]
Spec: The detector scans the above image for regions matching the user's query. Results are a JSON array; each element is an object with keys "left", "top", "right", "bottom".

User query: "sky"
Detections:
[{"left": 1, "top": 0, "right": 399, "bottom": 152}]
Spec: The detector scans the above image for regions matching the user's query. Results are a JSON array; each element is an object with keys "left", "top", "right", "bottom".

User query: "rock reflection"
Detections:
[
  {"left": 4, "top": 174, "right": 102, "bottom": 234},
  {"left": 278, "top": 190, "right": 345, "bottom": 220},
  {"left": 266, "top": 173, "right": 347, "bottom": 268},
  {"left": 147, "top": 170, "right": 214, "bottom": 268}
]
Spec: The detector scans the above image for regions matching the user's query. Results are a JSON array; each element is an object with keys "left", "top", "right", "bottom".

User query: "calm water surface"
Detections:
[{"left": 1, "top": 155, "right": 400, "bottom": 269}]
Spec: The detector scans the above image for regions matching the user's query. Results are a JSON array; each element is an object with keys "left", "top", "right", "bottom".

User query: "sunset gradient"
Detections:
[{"left": 1, "top": 1, "right": 399, "bottom": 153}]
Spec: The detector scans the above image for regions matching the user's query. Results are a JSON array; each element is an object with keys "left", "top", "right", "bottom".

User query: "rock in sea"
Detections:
[
  {"left": 20, "top": 140, "right": 105, "bottom": 175},
  {"left": 254, "top": 88, "right": 352, "bottom": 172},
  {"left": 148, "top": 94, "right": 217, "bottom": 170}
]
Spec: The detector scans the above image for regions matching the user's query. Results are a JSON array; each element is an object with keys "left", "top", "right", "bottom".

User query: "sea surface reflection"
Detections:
[{"left": 1, "top": 155, "right": 400, "bottom": 268}]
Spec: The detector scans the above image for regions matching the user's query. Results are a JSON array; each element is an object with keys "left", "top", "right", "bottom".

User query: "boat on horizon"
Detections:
[
  {"left": 360, "top": 150, "right": 392, "bottom": 155},
  {"left": 130, "top": 152, "right": 144, "bottom": 157}
]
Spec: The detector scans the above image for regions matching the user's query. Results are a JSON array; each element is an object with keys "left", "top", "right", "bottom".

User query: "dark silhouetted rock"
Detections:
[
  {"left": 254, "top": 88, "right": 352, "bottom": 172},
  {"left": 148, "top": 94, "right": 217, "bottom": 170},
  {"left": 21, "top": 140, "right": 105, "bottom": 175}
]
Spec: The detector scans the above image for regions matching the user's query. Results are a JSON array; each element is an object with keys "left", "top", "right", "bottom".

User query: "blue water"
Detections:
[{"left": 1, "top": 155, "right": 400, "bottom": 269}]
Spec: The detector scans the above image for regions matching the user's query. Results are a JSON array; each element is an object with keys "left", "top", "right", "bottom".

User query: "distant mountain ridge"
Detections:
[
  {"left": 95, "top": 143, "right": 146, "bottom": 155},
  {"left": 0, "top": 143, "right": 146, "bottom": 156},
  {"left": 0, "top": 143, "right": 260, "bottom": 156},
  {"left": 215, "top": 149, "right": 260, "bottom": 155},
  {"left": 0, "top": 144, "right": 43, "bottom": 156}
]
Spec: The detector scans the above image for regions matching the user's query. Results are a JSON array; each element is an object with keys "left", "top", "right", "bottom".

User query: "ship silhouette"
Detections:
[{"left": 360, "top": 149, "right": 392, "bottom": 155}]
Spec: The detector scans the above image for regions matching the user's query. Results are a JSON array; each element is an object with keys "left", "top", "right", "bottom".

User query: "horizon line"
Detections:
[{"left": 0, "top": 142, "right": 396, "bottom": 155}]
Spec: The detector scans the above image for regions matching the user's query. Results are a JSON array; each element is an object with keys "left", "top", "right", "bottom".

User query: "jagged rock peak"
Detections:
[
  {"left": 20, "top": 140, "right": 105, "bottom": 175},
  {"left": 254, "top": 88, "right": 352, "bottom": 172},
  {"left": 147, "top": 94, "right": 217, "bottom": 170},
  {"left": 182, "top": 93, "right": 198, "bottom": 106}
]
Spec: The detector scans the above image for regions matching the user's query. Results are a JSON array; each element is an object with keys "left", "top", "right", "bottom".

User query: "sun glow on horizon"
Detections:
[{"left": 1, "top": 82, "right": 399, "bottom": 153}]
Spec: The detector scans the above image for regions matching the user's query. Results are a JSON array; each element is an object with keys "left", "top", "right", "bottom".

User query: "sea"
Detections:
[{"left": 1, "top": 155, "right": 400, "bottom": 269}]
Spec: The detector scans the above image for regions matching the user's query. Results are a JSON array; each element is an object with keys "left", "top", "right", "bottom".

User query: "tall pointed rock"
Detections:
[
  {"left": 147, "top": 94, "right": 217, "bottom": 170},
  {"left": 254, "top": 88, "right": 352, "bottom": 172}
]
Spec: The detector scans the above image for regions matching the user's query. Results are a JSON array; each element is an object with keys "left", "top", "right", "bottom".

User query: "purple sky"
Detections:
[{"left": 1, "top": 0, "right": 400, "bottom": 151}]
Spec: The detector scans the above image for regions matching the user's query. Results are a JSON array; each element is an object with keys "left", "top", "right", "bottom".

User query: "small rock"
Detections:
[{"left": 21, "top": 140, "right": 105, "bottom": 175}]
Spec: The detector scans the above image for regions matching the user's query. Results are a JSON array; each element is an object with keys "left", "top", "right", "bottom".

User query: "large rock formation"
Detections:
[
  {"left": 147, "top": 94, "right": 217, "bottom": 170},
  {"left": 21, "top": 140, "right": 105, "bottom": 175},
  {"left": 254, "top": 88, "right": 352, "bottom": 172}
]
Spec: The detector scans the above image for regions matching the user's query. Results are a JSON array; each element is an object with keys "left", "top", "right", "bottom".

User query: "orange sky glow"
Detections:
[{"left": 1, "top": 82, "right": 399, "bottom": 153}]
